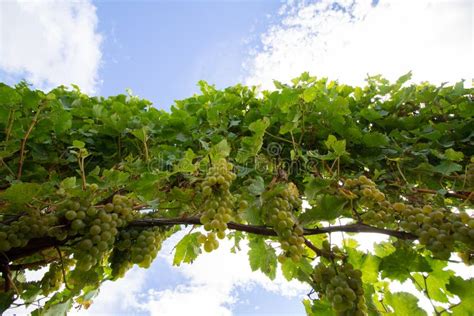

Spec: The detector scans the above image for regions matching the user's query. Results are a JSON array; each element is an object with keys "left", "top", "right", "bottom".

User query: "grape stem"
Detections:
[{"left": 17, "top": 102, "right": 44, "bottom": 180}]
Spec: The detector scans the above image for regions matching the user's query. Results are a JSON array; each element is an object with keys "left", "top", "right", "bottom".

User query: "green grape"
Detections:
[
  {"left": 198, "top": 158, "right": 236, "bottom": 252},
  {"left": 311, "top": 261, "right": 366, "bottom": 314},
  {"left": 65, "top": 210, "right": 77, "bottom": 221},
  {"left": 263, "top": 183, "right": 304, "bottom": 262}
]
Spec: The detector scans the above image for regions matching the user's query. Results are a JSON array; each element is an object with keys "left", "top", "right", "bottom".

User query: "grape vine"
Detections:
[{"left": 0, "top": 74, "right": 472, "bottom": 315}]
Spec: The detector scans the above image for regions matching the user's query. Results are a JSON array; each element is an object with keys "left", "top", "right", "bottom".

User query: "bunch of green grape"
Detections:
[
  {"left": 263, "top": 183, "right": 305, "bottom": 262},
  {"left": 312, "top": 261, "right": 366, "bottom": 315},
  {"left": 64, "top": 194, "right": 138, "bottom": 271},
  {"left": 394, "top": 203, "right": 474, "bottom": 260},
  {"left": 40, "top": 263, "right": 64, "bottom": 295},
  {"left": 343, "top": 176, "right": 395, "bottom": 228},
  {"left": 199, "top": 158, "right": 236, "bottom": 252},
  {"left": 109, "top": 249, "right": 132, "bottom": 279},
  {"left": 0, "top": 208, "right": 58, "bottom": 252},
  {"left": 130, "top": 227, "right": 165, "bottom": 268},
  {"left": 343, "top": 175, "right": 474, "bottom": 261},
  {"left": 114, "top": 226, "right": 166, "bottom": 270},
  {"left": 197, "top": 232, "right": 219, "bottom": 253}
]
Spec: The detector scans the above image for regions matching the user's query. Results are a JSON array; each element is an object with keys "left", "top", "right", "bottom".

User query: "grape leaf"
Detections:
[
  {"left": 303, "top": 299, "right": 335, "bottom": 316},
  {"left": 248, "top": 237, "right": 277, "bottom": 280},
  {"left": 299, "top": 195, "right": 347, "bottom": 223},
  {"left": 236, "top": 117, "right": 270, "bottom": 163},
  {"left": 0, "top": 182, "right": 43, "bottom": 207},
  {"left": 0, "top": 292, "right": 14, "bottom": 314},
  {"left": 173, "top": 232, "right": 201, "bottom": 266},
  {"left": 209, "top": 139, "right": 231, "bottom": 159},
  {"left": 363, "top": 132, "right": 389, "bottom": 147},
  {"left": 384, "top": 292, "right": 427, "bottom": 316},
  {"left": 433, "top": 161, "right": 462, "bottom": 175},
  {"left": 446, "top": 276, "right": 474, "bottom": 315},
  {"left": 379, "top": 248, "right": 431, "bottom": 281},
  {"left": 444, "top": 148, "right": 464, "bottom": 162}
]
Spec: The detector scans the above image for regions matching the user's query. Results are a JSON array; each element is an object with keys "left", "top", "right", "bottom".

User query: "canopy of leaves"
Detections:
[{"left": 0, "top": 73, "right": 472, "bottom": 315}]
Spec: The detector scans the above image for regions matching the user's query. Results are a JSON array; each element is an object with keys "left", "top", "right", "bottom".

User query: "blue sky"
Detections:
[
  {"left": 0, "top": 0, "right": 472, "bottom": 315},
  {"left": 95, "top": 1, "right": 282, "bottom": 109}
]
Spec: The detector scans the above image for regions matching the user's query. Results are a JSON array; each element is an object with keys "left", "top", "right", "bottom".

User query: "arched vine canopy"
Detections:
[{"left": 0, "top": 72, "right": 473, "bottom": 315}]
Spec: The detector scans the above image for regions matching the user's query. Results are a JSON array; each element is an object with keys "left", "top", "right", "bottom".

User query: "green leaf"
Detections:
[
  {"left": 360, "top": 108, "right": 383, "bottom": 121},
  {"left": 50, "top": 109, "right": 72, "bottom": 135},
  {"left": 36, "top": 298, "right": 73, "bottom": 316},
  {"left": 433, "top": 161, "right": 462, "bottom": 175},
  {"left": 72, "top": 140, "right": 85, "bottom": 148},
  {"left": 244, "top": 202, "right": 263, "bottom": 225},
  {"left": 280, "top": 257, "right": 313, "bottom": 282},
  {"left": 131, "top": 173, "right": 167, "bottom": 200},
  {"left": 396, "top": 71, "right": 412, "bottom": 86},
  {"left": 209, "top": 139, "right": 231, "bottom": 159},
  {"left": 248, "top": 237, "right": 277, "bottom": 280},
  {"left": 299, "top": 195, "right": 347, "bottom": 223},
  {"left": 303, "top": 298, "right": 335, "bottom": 316},
  {"left": 412, "top": 260, "right": 454, "bottom": 303},
  {"left": 304, "top": 177, "right": 332, "bottom": 200},
  {"left": 173, "top": 149, "right": 197, "bottom": 173},
  {"left": 0, "top": 292, "right": 14, "bottom": 314},
  {"left": 444, "top": 148, "right": 464, "bottom": 161},
  {"left": 346, "top": 248, "right": 380, "bottom": 283},
  {"left": 281, "top": 257, "right": 299, "bottom": 281},
  {"left": 324, "top": 134, "right": 346, "bottom": 156},
  {"left": 131, "top": 127, "right": 148, "bottom": 142},
  {"left": 236, "top": 117, "right": 270, "bottom": 163},
  {"left": 362, "top": 132, "right": 389, "bottom": 147},
  {"left": 60, "top": 177, "right": 77, "bottom": 190},
  {"left": 353, "top": 87, "right": 363, "bottom": 101},
  {"left": 247, "top": 176, "right": 265, "bottom": 196},
  {"left": 0, "top": 182, "right": 43, "bottom": 207},
  {"left": 173, "top": 232, "right": 201, "bottom": 266},
  {"left": 20, "top": 283, "right": 42, "bottom": 304},
  {"left": 302, "top": 86, "right": 318, "bottom": 103},
  {"left": 446, "top": 276, "right": 474, "bottom": 315},
  {"left": 384, "top": 292, "right": 427, "bottom": 316},
  {"left": 379, "top": 248, "right": 431, "bottom": 281},
  {"left": 0, "top": 85, "right": 21, "bottom": 106}
]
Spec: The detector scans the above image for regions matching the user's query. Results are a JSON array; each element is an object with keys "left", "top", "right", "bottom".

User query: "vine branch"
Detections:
[
  {"left": 129, "top": 217, "right": 417, "bottom": 240},
  {"left": 3, "top": 217, "right": 416, "bottom": 262}
]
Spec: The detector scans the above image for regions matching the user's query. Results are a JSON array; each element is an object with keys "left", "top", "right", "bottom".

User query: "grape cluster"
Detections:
[
  {"left": 264, "top": 183, "right": 305, "bottom": 262},
  {"left": 199, "top": 158, "right": 236, "bottom": 252},
  {"left": 343, "top": 176, "right": 394, "bottom": 228},
  {"left": 62, "top": 194, "right": 138, "bottom": 271},
  {"left": 312, "top": 261, "right": 366, "bottom": 315},
  {"left": 119, "top": 227, "right": 165, "bottom": 267},
  {"left": 197, "top": 232, "right": 219, "bottom": 253},
  {"left": 344, "top": 175, "right": 474, "bottom": 261},
  {"left": 40, "top": 264, "right": 62, "bottom": 295},
  {"left": 395, "top": 203, "right": 474, "bottom": 260},
  {"left": 110, "top": 227, "right": 166, "bottom": 278},
  {"left": 0, "top": 209, "right": 57, "bottom": 252}
]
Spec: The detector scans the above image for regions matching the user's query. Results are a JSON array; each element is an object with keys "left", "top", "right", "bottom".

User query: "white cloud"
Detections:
[
  {"left": 73, "top": 267, "right": 148, "bottom": 315},
  {"left": 0, "top": 0, "right": 102, "bottom": 93},
  {"left": 141, "top": 229, "right": 308, "bottom": 316},
  {"left": 245, "top": 0, "right": 473, "bottom": 89}
]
